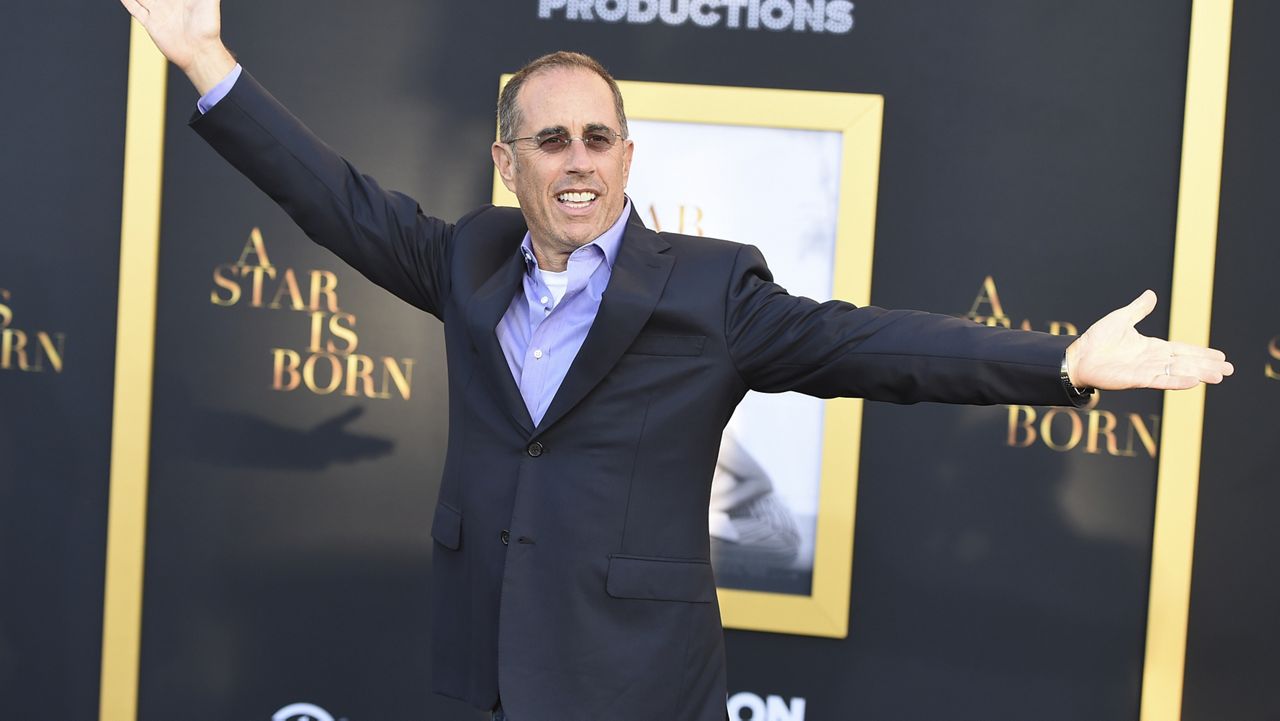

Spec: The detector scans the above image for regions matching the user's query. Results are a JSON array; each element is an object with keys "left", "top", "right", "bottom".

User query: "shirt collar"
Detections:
[{"left": 519, "top": 198, "right": 632, "bottom": 274}]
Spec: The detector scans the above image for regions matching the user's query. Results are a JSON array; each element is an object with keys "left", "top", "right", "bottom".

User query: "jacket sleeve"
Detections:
[
  {"left": 724, "top": 244, "right": 1077, "bottom": 406},
  {"left": 189, "top": 70, "right": 453, "bottom": 319}
]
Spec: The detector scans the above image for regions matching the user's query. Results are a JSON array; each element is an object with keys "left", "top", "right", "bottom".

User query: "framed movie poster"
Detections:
[{"left": 495, "top": 78, "right": 883, "bottom": 637}]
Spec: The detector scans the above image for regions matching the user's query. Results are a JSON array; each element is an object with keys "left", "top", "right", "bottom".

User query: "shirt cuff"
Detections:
[{"left": 196, "top": 64, "right": 244, "bottom": 114}]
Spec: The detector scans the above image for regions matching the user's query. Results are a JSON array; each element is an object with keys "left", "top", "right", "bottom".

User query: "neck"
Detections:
[
  {"left": 527, "top": 199, "right": 630, "bottom": 272},
  {"left": 530, "top": 238, "right": 576, "bottom": 273}
]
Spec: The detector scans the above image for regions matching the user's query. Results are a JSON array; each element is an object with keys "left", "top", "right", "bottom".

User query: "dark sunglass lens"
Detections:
[
  {"left": 538, "top": 134, "right": 570, "bottom": 152},
  {"left": 584, "top": 133, "right": 615, "bottom": 152}
]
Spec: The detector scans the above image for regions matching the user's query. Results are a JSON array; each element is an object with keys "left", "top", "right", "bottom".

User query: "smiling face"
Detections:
[{"left": 492, "top": 67, "right": 634, "bottom": 267}]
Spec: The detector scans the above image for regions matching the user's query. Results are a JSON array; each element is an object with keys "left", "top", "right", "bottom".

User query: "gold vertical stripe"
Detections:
[
  {"left": 99, "top": 23, "right": 167, "bottom": 721},
  {"left": 1140, "top": 1, "right": 1233, "bottom": 719}
]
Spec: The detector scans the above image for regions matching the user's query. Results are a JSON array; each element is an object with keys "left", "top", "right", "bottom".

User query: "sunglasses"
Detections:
[{"left": 505, "top": 127, "right": 626, "bottom": 154}]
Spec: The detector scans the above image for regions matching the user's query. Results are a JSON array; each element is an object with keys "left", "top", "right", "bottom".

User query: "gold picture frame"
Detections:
[{"left": 493, "top": 77, "right": 884, "bottom": 637}]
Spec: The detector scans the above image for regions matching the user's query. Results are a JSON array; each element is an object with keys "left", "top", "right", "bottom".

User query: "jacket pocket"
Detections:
[
  {"left": 431, "top": 502, "right": 462, "bottom": 550},
  {"left": 625, "top": 333, "right": 707, "bottom": 357},
  {"left": 605, "top": 554, "right": 716, "bottom": 603}
]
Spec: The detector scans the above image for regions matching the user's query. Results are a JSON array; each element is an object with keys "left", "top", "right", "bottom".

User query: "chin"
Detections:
[{"left": 554, "top": 224, "right": 603, "bottom": 248}]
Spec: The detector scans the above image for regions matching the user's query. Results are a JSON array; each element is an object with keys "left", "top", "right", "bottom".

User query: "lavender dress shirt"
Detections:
[
  {"left": 199, "top": 66, "right": 631, "bottom": 425},
  {"left": 496, "top": 205, "right": 628, "bottom": 425}
]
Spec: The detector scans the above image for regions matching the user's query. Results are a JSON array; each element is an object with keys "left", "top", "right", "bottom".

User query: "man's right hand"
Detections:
[{"left": 119, "top": 0, "right": 236, "bottom": 94}]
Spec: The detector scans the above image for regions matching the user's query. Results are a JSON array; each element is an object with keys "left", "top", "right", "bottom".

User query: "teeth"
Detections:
[{"left": 557, "top": 191, "right": 597, "bottom": 204}]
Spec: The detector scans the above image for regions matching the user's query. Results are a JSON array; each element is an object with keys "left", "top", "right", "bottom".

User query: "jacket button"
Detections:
[
  {"left": 526, "top": 441, "right": 544, "bottom": 457},
  {"left": 500, "top": 530, "right": 510, "bottom": 545}
]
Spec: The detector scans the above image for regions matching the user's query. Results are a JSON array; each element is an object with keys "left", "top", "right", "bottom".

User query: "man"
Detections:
[{"left": 121, "top": 1, "right": 1233, "bottom": 718}]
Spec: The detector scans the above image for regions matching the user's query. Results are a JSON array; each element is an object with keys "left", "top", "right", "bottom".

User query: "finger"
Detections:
[
  {"left": 119, "top": 0, "right": 148, "bottom": 20},
  {"left": 1151, "top": 374, "right": 1202, "bottom": 391},
  {"left": 1125, "top": 289, "right": 1158, "bottom": 324},
  {"left": 1167, "top": 341, "right": 1228, "bottom": 362},
  {"left": 1148, "top": 360, "right": 1202, "bottom": 389},
  {"left": 1166, "top": 357, "right": 1234, "bottom": 385},
  {"left": 1187, "top": 358, "right": 1233, "bottom": 382}
]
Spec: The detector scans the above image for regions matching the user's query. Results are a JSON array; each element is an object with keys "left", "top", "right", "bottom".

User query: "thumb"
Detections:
[{"left": 1124, "top": 289, "right": 1157, "bottom": 324}]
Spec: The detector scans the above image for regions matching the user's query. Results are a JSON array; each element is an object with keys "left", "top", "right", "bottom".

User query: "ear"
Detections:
[
  {"left": 620, "top": 138, "right": 635, "bottom": 188},
  {"left": 492, "top": 142, "right": 517, "bottom": 192}
]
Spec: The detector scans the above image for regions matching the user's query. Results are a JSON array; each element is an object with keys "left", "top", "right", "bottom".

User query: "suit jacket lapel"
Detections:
[
  {"left": 534, "top": 217, "right": 674, "bottom": 435},
  {"left": 464, "top": 250, "right": 536, "bottom": 435}
]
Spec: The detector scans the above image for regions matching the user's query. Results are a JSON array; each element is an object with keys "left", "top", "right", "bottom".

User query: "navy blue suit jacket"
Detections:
[{"left": 192, "top": 71, "right": 1076, "bottom": 721}]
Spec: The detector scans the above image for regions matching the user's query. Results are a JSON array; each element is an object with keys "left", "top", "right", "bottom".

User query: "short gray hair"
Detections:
[{"left": 498, "top": 51, "right": 628, "bottom": 142}]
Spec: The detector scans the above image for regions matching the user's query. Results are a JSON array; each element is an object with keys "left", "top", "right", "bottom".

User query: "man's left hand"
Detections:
[{"left": 1066, "top": 290, "right": 1234, "bottom": 391}]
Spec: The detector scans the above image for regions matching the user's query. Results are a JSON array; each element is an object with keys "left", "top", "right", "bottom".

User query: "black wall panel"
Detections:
[
  {"left": 0, "top": 3, "right": 132, "bottom": 718},
  {"left": 14, "top": 2, "right": 1263, "bottom": 720},
  {"left": 1183, "top": 1, "right": 1280, "bottom": 718}
]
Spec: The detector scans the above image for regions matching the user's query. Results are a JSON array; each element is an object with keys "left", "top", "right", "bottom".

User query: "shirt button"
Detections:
[
  {"left": 540, "top": 296, "right": 549, "bottom": 305},
  {"left": 533, "top": 349, "right": 544, "bottom": 360},
  {"left": 527, "top": 441, "right": 544, "bottom": 457},
  {"left": 500, "top": 530, "right": 510, "bottom": 545}
]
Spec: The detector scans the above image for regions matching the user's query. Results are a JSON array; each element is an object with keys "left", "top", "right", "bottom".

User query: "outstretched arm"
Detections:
[
  {"left": 119, "top": 0, "right": 457, "bottom": 317},
  {"left": 726, "top": 246, "right": 1232, "bottom": 406},
  {"left": 119, "top": 0, "right": 236, "bottom": 94},
  {"left": 1066, "top": 290, "right": 1233, "bottom": 391}
]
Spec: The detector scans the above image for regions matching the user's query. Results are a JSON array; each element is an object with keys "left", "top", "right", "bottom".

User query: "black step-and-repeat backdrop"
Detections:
[
  {"left": 1182, "top": 1, "right": 1278, "bottom": 720},
  {"left": 3, "top": 1, "right": 1269, "bottom": 720},
  {"left": 0, "top": 3, "right": 132, "bottom": 719}
]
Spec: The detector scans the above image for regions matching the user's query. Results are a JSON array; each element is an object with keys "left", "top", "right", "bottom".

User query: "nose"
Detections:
[{"left": 563, "top": 137, "right": 594, "bottom": 173}]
